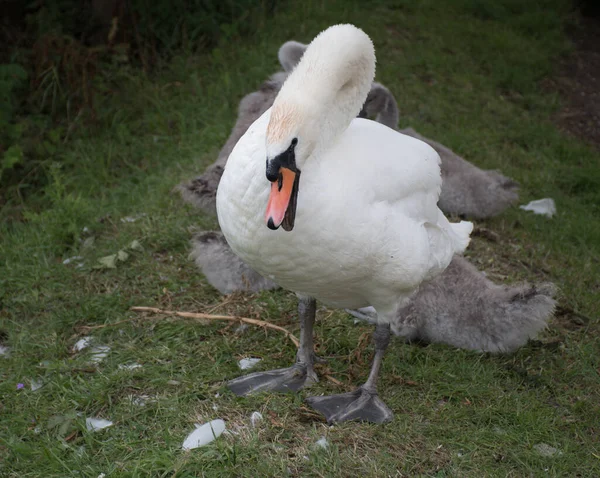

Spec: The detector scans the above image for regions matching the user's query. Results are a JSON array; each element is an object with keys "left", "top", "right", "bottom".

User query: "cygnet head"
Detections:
[
  {"left": 278, "top": 41, "right": 307, "bottom": 72},
  {"left": 264, "top": 24, "right": 376, "bottom": 232}
]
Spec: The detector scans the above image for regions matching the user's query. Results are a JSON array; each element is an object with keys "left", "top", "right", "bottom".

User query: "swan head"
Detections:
[
  {"left": 264, "top": 101, "right": 317, "bottom": 231},
  {"left": 263, "top": 24, "right": 375, "bottom": 232}
]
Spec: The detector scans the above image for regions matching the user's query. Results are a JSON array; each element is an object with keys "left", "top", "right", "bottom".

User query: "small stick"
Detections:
[
  {"left": 130, "top": 306, "right": 299, "bottom": 347},
  {"left": 324, "top": 375, "right": 344, "bottom": 386}
]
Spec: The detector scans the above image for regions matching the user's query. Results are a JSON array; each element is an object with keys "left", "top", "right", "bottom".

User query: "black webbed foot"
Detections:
[
  {"left": 228, "top": 363, "right": 317, "bottom": 396},
  {"left": 306, "top": 386, "right": 393, "bottom": 424}
]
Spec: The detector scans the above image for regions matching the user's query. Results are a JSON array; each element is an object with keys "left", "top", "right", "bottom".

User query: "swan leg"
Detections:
[
  {"left": 228, "top": 296, "right": 319, "bottom": 396},
  {"left": 306, "top": 323, "right": 393, "bottom": 424}
]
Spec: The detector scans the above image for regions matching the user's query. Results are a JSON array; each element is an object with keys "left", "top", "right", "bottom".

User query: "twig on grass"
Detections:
[{"left": 130, "top": 306, "right": 300, "bottom": 347}]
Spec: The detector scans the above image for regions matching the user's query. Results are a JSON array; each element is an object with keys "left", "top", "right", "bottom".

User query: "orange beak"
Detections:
[{"left": 265, "top": 167, "right": 299, "bottom": 231}]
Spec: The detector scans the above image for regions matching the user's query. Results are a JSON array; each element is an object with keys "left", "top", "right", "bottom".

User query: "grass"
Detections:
[{"left": 1, "top": 0, "right": 600, "bottom": 476}]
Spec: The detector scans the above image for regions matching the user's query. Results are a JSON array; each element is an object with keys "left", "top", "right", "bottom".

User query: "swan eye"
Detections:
[{"left": 291, "top": 138, "right": 298, "bottom": 146}]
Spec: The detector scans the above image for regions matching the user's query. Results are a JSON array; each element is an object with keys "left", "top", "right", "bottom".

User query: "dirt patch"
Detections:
[{"left": 548, "top": 14, "right": 600, "bottom": 149}]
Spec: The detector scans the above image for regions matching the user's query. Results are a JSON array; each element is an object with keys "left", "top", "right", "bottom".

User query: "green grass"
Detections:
[{"left": 2, "top": 0, "right": 600, "bottom": 476}]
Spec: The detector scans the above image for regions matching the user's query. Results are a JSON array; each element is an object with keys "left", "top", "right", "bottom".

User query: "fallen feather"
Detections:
[
  {"left": 73, "top": 337, "right": 92, "bottom": 352},
  {"left": 130, "top": 394, "right": 154, "bottom": 407},
  {"left": 238, "top": 358, "right": 262, "bottom": 370},
  {"left": 132, "top": 396, "right": 146, "bottom": 407},
  {"left": 0, "top": 345, "right": 10, "bottom": 358},
  {"left": 520, "top": 198, "right": 556, "bottom": 218},
  {"left": 182, "top": 419, "right": 226, "bottom": 450},
  {"left": 88, "top": 345, "right": 110, "bottom": 364},
  {"left": 250, "top": 411, "right": 263, "bottom": 427},
  {"left": 235, "top": 323, "right": 249, "bottom": 334},
  {"left": 63, "top": 256, "right": 83, "bottom": 265},
  {"left": 118, "top": 362, "right": 142, "bottom": 371},
  {"left": 534, "top": 443, "right": 563, "bottom": 457},
  {"left": 31, "top": 378, "right": 43, "bottom": 391},
  {"left": 86, "top": 417, "right": 113, "bottom": 432},
  {"left": 316, "top": 437, "right": 329, "bottom": 449},
  {"left": 121, "top": 213, "right": 146, "bottom": 223}
]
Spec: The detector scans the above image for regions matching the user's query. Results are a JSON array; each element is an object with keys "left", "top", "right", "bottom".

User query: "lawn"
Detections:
[{"left": 1, "top": 0, "right": 599, "bottom": 476}]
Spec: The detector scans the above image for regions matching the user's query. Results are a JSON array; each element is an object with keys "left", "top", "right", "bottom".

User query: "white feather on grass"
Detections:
[
  {"left": 316, "top": 437, "right": 329, "bottom": 449},
  {"left": 238, "top": 358, "right": 261, "bottom": 370},
  {"left": 520, "top": 198, "right": 556, "bottom": 218},
  {"left": 250, "top": 411, "right": 263, "bottom": 427},
  {"left": 86, "top": 417, "right": 113, "bottom": 432},
  {"left": 73, "top": 337, "right": 92, "bottom": 352},
  {"left": 182, "top": 419, "right": 226, "bottom": 450},
  {"left": 88, "top": 345, "right": 110, "bottom": 364}
]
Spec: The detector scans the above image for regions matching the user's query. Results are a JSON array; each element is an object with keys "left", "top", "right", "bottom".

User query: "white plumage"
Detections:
[{"left": 217, "top": 24, "right": 472, "bottom": 323}]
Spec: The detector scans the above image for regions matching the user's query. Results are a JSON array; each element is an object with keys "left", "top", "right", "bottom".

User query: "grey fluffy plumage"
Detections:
[
  {"left": 177, "top": 72, "right": 288, "bottom": 213},
  {"left": 350, "top": 257, "right": 555, "bottom": 353},
  {"left": 400, "top": 128, "right": 519, "bottom": 219},
  {"left": 190, "top": 231, "right": 277, "bottom": 293}
]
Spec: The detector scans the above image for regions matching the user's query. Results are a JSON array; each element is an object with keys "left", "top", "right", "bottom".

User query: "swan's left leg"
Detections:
[
  {"left": 306, "top": 322, "right": 393, "bottom": 424},
  {"left": 227, "top": 296, "right": 319, "bottom": 396}
]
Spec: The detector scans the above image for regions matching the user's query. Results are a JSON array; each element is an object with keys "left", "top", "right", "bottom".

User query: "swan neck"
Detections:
[{"left": 273, "top": 25, "right": 376, "bottom": 150}]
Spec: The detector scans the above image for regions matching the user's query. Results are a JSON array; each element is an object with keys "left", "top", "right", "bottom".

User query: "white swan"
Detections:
[{"left": 216, "top": 24, "right": 473, "bottom": 423}]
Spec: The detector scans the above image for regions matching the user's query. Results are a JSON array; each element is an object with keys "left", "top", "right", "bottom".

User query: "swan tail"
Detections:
[{"left": 449, "top": 220, "right": 473, "bottom": 254}]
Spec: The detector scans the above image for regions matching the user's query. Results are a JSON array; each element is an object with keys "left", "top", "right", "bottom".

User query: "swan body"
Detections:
[
  {"left": 217, "top": 24, "right": 472, "bottom": 423},
  {"left": 217, "top": 24, "right": 471, "bottom": 321},
  {"left": 219, "top": 111, "right": 470, "bottom": 317}
]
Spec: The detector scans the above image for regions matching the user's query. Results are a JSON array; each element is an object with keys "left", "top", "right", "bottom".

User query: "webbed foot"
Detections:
[
  {"left": 306, "top": 386, "right": 393, "bottom": 424},
  {"left": 228, "top": 362, "right": 318, "bottom": 396}
]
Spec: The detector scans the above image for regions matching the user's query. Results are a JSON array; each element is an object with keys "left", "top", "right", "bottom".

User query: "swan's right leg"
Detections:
[
  {"left": 306, "top": 322, "right": 394, "bottom": 424},
  {"left": 227, "top": 295, "right": 319, "bottom": 396}
]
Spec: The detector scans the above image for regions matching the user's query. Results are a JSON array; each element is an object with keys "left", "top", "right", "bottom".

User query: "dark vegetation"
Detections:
[{"left": 0, "top": 0, "right": 276, "bottom": 212}]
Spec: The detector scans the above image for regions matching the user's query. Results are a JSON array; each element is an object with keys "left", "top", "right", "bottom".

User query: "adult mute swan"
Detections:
[{"left": 216, "top": 24, "right": 473, "bottom": 423}]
